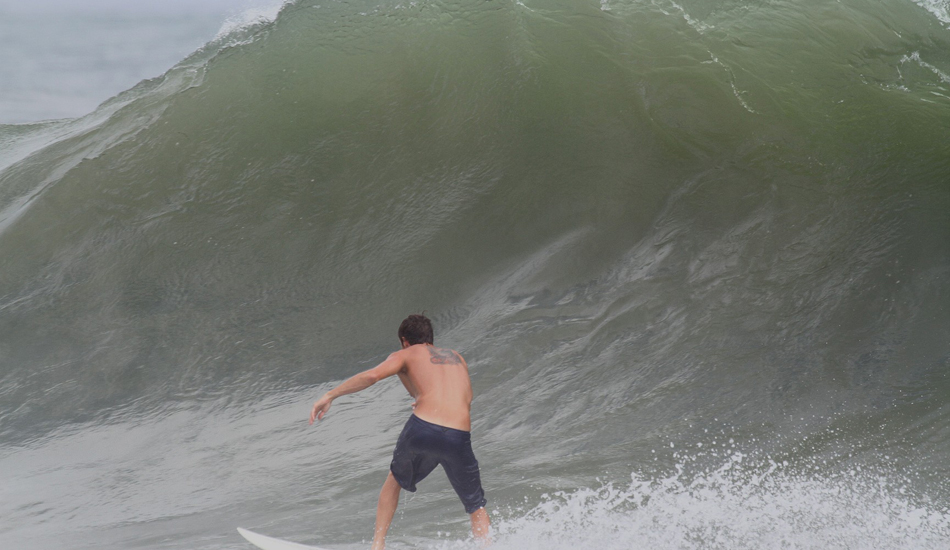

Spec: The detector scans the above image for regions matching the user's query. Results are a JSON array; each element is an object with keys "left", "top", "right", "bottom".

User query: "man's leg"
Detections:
[
  {"left": 470, "top": 507, "right": 491, "bottom": 545},
  {"left": 372, "top": 472, "right": 402, "bottom": 550}
]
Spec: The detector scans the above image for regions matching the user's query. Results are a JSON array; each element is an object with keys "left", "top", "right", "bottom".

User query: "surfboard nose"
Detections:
[{"left": 237, "top": 527, "right": 326, "bottom": 550}]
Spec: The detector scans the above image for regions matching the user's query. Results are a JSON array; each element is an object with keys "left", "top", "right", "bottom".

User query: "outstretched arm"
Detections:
[{"left": 310, "top": 352, "right": 407, "bottom": 424}]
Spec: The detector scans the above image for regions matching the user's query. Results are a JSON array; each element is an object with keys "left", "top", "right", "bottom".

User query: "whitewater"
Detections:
[{"left": 1, "top": 0, "right": 948, "bottom": 548}]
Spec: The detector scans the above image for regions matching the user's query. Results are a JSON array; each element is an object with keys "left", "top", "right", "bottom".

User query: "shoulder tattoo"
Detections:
[{"left": 428, "top": 347, "right": 462, "bottom": 365}]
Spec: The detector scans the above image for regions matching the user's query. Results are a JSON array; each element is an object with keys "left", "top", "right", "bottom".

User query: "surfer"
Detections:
[{"left": 309, "top": 314, "right": 490, "bottom": 549}]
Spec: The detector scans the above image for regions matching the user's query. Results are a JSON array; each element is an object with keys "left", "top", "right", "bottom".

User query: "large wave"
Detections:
[{"left": 1, "top": 0, "right": 948, "bottom": 548}]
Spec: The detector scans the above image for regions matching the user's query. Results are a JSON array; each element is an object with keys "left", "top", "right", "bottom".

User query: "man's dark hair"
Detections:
[{"left": 398, "top": 314, "right": 434, "bottom": 345}]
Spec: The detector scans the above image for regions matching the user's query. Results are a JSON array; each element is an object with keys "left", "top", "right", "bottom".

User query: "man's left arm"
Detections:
[{"left": 309, "top": 352, "right": 406, "bottom": 424}]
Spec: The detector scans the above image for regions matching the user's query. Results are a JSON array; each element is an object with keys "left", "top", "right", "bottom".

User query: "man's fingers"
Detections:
[{"left": 310, "top": 400, "right": 330, "bottom": 424}]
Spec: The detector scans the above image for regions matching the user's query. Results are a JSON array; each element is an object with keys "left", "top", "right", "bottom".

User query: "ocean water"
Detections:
[{"left": 0, "top": 0, "right": 948, "bottom": 548}]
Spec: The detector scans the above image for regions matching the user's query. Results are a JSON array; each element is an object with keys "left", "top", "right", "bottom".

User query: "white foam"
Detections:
[
  {"left": 214, "top": 0, "right": 291, "bottom": 41},
  {"left": 667, "top": 0, "right": 712, "bottom": 34},
  {"left": 496, "top": 473, "right": 943, "bottom": 548},
  {"left": 913, "top": 0, "right": 950, "bottom": 27},
  {"left": 428, "top": 452, "right": 950, "bottom": 549},
  {"left": 901, "top": 51, "right": 950, "bottom": 85}
]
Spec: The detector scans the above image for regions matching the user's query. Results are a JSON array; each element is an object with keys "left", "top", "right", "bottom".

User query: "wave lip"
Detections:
[{"left": 214, "top": 0, "right": 291, "bottom": 43}]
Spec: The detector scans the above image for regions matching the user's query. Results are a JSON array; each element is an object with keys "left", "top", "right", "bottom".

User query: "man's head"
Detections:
[{"left": 398, "top": 314, "right": 434, "bottom": 347}]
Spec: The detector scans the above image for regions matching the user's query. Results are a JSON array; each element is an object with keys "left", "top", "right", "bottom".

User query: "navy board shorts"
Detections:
[{"left": 390, "top": 414, "right": 487, "bottom": 514}]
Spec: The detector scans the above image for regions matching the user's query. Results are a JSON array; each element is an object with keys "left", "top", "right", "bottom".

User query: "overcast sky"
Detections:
[
  {"left": 1, "top": 0, "right": 289, "bottom": 122},
  {"left": 0, "top": 0, "right": 263, "bottom": 15}
]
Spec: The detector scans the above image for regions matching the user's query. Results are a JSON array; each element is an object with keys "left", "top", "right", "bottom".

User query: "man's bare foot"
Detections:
[{"left": 471, "top": 507, "right": 491, "bottom": 546}]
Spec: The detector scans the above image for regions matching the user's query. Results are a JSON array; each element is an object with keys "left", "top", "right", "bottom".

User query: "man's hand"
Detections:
[{"left": 310, "top": 393, "right": 333, "bottom": 424}]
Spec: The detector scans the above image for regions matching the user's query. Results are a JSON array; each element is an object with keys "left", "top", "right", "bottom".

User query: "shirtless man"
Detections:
[{"left": 309, "top": 314, "right": 490, "bottom": 549}]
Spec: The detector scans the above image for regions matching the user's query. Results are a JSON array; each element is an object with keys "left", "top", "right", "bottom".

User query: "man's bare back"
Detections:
[{"left": 395, "top": 344, "right": 473, "bottom": 431}]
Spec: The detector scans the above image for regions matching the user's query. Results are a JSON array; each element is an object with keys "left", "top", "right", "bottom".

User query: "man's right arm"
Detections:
[{"left": 309, "top": 351, "right": 407, "bottom": 424}]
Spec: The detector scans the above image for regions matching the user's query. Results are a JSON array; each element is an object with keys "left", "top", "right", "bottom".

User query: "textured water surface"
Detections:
[{"left": 0, "top": 0, "right": 948, "bottom": 548}]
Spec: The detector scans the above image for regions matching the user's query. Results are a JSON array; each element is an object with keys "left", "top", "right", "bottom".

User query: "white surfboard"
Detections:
[{"left": 237, "top": 527, "right": 330, "bottom": 550}]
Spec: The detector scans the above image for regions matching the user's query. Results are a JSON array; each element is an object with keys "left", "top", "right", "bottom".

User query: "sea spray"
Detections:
[{"left": 426, "top": 437, "right": 950, "bottom": 550}]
